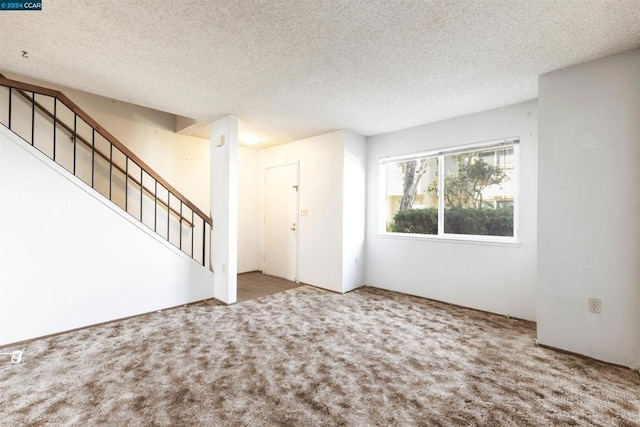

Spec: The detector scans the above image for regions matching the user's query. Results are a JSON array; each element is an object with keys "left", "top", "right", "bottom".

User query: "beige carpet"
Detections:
[{"left": 1, "top": 286, "right": 639, "bottom": 426}]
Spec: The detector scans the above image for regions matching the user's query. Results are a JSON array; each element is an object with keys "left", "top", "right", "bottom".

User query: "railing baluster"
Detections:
[
  {"left": 91, "top": 129, "right": 95, "bottom": 188},
  {"left": 52, "top": 98, "right": 56, "bottom": 161},
  {"left": 109, "top": 143, "right": 113, "bottom": 200},
  {"left": 125, "top": 157, "right": 129, "bottom": 213},
  {"left": 140, "top": 169, "right": 143, "bottom": 222},
  {"left": 73, "top": 114, "right": 77, "bottom": 175},
  {"left": 167, "top": 192, "right": 170, "bottom": 242},
  {"left": 202, "top": 217, "right": 206, "bottom": 267},
  {"left": 30, "top": 92, "right": 35, "bottom": 145},
  {"left": 154, "top": 180, "right": 157, "bottom": 232},
  {"left": 8, "top": 87, "right": 12, "bottom": 129},
  {"left": 179, "top": 201, "right": 183, "bottom": 251},
  {"left": 191, "top": 210, "right": 194, "bottom": 257}
]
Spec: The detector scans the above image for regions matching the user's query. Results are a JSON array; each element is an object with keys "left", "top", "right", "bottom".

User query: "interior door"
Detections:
[{"left": 264, "top": 163, "right": 298, "bottom": 281}]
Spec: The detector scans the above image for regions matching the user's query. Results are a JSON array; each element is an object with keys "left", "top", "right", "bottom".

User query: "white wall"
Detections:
[
  {"left": 237, "top": 146, "right": 261, "bottom": 273},
  {"left": 4, "top": 72, "right": 210, "bottom": 215},
  {"left": 259, "top": 130, "right": 367, "bottom": 293},
  {"left": 0, "top": 125, "right": 214, "bottom": 346},
  {"left": 538, "top": 50, "right": 640, "bottom": 369},
  {"left": 366, "top": 101, "right": 538, "bottom": 321}
]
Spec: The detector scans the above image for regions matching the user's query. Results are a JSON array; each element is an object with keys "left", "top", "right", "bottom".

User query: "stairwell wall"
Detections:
[{"left": 0, "top": 125, "right": 214, "bottom": 346}]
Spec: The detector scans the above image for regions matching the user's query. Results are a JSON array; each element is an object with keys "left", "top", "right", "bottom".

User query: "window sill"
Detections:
[{"left": 376, "top": 231, "right": 522, "bottom": 247}]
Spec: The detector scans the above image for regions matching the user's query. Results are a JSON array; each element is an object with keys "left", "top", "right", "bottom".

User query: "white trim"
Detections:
[
  {"left": 380, "top": 136, "right": 519, "bottom": 164},
  {"left": 376, "top": 231, "right": 521, "bottom": 247}
]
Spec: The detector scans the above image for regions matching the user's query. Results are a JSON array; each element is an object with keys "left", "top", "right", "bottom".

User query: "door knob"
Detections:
[{"left": 290, "top": 222, "right": 296, "bottom": 231}]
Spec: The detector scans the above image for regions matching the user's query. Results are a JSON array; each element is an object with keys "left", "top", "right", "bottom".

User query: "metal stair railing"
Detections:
[{"left": 0, "top": 75, "right": 211, "bottom": 267}]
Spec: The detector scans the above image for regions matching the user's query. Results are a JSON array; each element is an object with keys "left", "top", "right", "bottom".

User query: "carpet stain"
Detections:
[{"left": 1, "top": 286, "right": 639, "bottom": 426}]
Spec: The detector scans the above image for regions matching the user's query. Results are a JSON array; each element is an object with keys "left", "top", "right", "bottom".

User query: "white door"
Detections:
[{"left": 264, "top": 163, "right": 298, "bottom": 281}]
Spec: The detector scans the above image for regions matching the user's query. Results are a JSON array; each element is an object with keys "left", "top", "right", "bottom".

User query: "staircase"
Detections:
[
  {"left": 0, "top": 75, "right": 211, "bottom": 266},
  {"left": 0, "top": 75, "right": 216, "bottom": 346}
]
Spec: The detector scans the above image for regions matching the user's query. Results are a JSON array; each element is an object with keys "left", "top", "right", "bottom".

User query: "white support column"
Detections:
[{"left": 210, "top": 116, "right": 238, "bottom": 304}]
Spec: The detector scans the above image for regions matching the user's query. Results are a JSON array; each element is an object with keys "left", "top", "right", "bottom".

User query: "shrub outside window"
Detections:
[{"left": 381, "top": 138, "right": 518, "bottom": 240}]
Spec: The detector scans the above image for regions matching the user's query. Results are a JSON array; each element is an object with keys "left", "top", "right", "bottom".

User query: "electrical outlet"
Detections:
[{"left": 588, "top": 297, "right": 602, "bottom": 314}]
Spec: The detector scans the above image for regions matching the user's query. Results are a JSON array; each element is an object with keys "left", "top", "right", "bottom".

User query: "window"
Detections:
[{"left": 381, "top": 138, "right": 518, "bottom": 240}]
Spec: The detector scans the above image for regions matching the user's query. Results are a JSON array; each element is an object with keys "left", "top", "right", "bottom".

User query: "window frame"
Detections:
[{"left": 379, "top": 137, "right": 520, "bottom": 244}]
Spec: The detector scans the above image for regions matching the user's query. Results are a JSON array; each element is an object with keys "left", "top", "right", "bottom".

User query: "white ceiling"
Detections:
[{"left": 1, "top": 0, "right": 640, "bottom": 144}]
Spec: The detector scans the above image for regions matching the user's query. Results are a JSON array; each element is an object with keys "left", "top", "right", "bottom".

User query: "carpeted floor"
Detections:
[{"left": 1, "top": 286, "right": 639, "bottom": 426}]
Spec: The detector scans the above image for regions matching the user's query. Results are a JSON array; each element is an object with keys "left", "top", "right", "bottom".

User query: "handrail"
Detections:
[
  {"left": 0, "top": 76, "right": 212, "bottom": 226},
  {"left": 9, "top": 85, "right": 193, "bottom": 226}
]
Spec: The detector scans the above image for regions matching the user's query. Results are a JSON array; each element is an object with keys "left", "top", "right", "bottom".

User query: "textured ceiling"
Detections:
[{"left": 1, "top": 0, "right": 640, "bottom": 144}]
